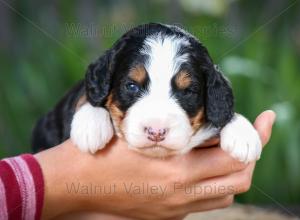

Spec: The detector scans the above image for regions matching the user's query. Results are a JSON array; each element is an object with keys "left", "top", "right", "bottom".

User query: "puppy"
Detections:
[{"left": 32, "top": 23, "right": 261, "bottom": 163}]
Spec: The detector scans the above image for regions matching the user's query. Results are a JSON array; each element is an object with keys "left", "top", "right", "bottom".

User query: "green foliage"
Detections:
[{"left": 0, "top": 0, "right": 299, "bottom": 205}]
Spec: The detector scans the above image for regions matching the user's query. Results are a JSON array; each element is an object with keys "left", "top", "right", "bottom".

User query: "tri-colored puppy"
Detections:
[{"left": 32, "top": 23, "right": 261, "bottom": 163}]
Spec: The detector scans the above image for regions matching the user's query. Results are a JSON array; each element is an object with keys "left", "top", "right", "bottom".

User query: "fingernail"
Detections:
[{"left": 266, "top": 110, "right": 276, "bottom": 125}]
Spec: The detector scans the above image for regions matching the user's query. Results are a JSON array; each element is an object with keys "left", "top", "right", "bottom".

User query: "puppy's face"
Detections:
[
  {"left": 105, "top": 34, "right": 207, "bottom": 157},
  {"left": 85, "top": 24, "right": 233, "bottom": 157}
]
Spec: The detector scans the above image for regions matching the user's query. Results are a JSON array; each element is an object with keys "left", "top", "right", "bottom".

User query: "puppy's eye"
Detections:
[
  {"left": 126, "top": 82, "right": 140, "bottom": 93},
  {"left": 183, "top": 87, "right": 199, "bottom": 95}
]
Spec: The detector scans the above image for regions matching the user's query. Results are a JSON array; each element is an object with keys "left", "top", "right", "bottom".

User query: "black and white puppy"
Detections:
[{"left": 32, "top": 23, "right": 261, "bottom": 162}]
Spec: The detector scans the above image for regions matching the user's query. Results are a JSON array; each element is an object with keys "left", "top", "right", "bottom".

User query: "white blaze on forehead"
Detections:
[
  {"left": 141, "top": 34, "right": 190, "bottom": 96},
  {"left": 123, "top": 34, "right": 196, "bottom": 153}
]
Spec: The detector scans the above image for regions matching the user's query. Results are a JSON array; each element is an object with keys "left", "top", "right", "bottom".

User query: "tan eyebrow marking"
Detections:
[
  {"left": 175, "top": 71, "right": 192, "bottom": 89},
  {"left": 128, "top": 65, "right": 147, "bottom": 84}
]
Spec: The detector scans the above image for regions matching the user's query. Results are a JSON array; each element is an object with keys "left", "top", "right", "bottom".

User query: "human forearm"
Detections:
[{"left": 35, "top": 140, "right": 86, "bottom": 219}]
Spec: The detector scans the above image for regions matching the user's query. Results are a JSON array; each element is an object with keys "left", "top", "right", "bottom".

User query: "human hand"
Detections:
[{"left": 36, "top": 110, "right": 275, "bottom": 220}]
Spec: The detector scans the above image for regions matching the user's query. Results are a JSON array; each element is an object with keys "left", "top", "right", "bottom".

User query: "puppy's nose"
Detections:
[{"left": 144, "top": 127, "right": 168, "bottom": 142}]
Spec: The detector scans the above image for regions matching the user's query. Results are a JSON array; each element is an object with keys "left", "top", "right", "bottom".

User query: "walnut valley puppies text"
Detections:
[{"left": 65, "top": 182, "right": 235, "bottom": 198}]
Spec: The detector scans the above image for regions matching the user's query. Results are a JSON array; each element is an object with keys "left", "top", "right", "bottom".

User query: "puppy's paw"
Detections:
[
  {"left": 71, "top": 103, "right": 113, "bottom": 153},
  {"left": 220, "top": 114, "right": 262, "bottom": 163}
]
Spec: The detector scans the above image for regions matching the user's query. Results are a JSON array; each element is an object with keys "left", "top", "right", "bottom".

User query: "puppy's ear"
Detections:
[
  {"left": 72, "top": 52, "right": 115, "bottom": 154},
  {"left": 73, "top": 40, "right": 128, "bottom": 153},
  {"left": 85, "top": 51, "right": 113, "bottom": 107},
  {"left": 85, "top": 39, "right": 128, "bottom": 106},
  {"left": 205, "top": 65, "right": 234, "bottom": 128}
]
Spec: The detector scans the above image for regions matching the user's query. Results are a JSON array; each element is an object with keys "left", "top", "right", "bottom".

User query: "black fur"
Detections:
[
  {"left": 85, "top": 51, "right": 112, "bottom": 107},
  {"left": 31, "top": 23, "right": 234, "bottom": 152},
  {"left": 31, "top": 81, "right": 85, "bottom": 152},
  {"left": 205, "top": 66, "right": 234, "bottom": 128}
]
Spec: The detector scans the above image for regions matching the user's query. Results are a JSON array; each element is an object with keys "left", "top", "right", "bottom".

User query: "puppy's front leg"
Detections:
[
  {"left": 220, "top": 113, "right": 262, "bottom": 163},
  {"left": 70, "top": 102, "right": 114, "bottom": 153}
]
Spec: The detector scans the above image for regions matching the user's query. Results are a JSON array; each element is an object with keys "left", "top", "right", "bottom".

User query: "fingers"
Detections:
[
  {"left": 170, "top": 163, "right": 254, "bottom": 203},
  {"left": 204, "top": 162, "right": 255, "bottom": 196},
  {"left": 173, "top": 147, "right": 248, "bottom": 183},
  {"left": 171, "top": 110, "right": 275, "bottom": 193},
  {"left": 161, "top": 194, "right": 234, "bottom": 219},
  {"left": 187, "top": 195, "right": 234, "bottom": 213},
  {"left": 166, "top": 110, "right": 275, "bottom": 218},
  {"left": 254, "top": 110, "right": 276, "bottom": 146},
  {"left": 168, "top": 195, "right": 234, "bottom": 217}
]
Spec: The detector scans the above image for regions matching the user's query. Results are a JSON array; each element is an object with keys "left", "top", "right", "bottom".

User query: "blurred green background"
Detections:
[{"left": 0, "top": 0, "right": 299, "bottom": 208}]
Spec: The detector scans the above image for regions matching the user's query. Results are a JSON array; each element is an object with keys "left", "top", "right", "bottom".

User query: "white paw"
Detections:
[
  {"left": 70, "top": 103, "right": 114, "bottom": 154},
  {"left": 220, "top": 114, "right": 262, "bottom": 163}
]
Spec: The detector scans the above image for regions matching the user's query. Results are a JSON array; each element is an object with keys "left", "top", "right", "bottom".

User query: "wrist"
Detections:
[{"left": 35, "top": 140, "right": 85, "bottom": 219}]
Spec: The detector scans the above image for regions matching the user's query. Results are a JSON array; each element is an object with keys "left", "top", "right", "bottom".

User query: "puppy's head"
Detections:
[{"left": 86, "top": 23, "right": 234, "bottom": 157}]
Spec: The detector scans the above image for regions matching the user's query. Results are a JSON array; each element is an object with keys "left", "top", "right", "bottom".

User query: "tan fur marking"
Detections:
[
  {"left": 190, "top": 109, "right": 205, "bottom": 131},
  {"left": 75, "top": 95, "right": 87, "bottom": 111},
  {"left": 175, "top": 71, "right": 192, "bottom": 89},
  {"left": 105, "top": 93, "right": 125, "bottom": 137},
  {"left": 129, "top": 65, "right": 146, "bottom": 84}
]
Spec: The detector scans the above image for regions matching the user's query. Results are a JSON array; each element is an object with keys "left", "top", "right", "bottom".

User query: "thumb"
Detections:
[{"left": 253, "top": 110, "right": 276, "bottom": 146}]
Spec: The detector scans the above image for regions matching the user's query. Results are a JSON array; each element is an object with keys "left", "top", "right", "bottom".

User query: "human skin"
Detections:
[{"left": 35, "top": 110, "right": 275, "bottom": 220}]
